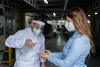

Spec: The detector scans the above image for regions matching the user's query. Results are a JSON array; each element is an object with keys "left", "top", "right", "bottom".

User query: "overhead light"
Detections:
[
  {"left": 87, "top": 20, "right": 90, "bottom": 23},
  {"left": 47, "top": 20, "right": 52, "bottom": 24},
  {"left": 58, "top": 20, "right": 65, "bottom": 22},
  {"left": 87, "top": 20, "right": 91, "bottom": 26},
  {"left": 95, "top": 12, "right": 98, "bottom": 15},
  {"left": 53, "top": 12, "right": 56, "bottom": 16},
  {"left": 58, "top": 20, "right": 61, "bottom": 22},
  {"left": 88, "top": 15, "right": 90, "bottom": 17},
  {"left": 44, "top": 0, "right": 48, "bottom": 4}
]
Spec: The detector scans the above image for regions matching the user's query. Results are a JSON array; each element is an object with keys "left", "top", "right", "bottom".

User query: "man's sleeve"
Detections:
[
  {"left": 40, "top": 35, "right": 46, "bottom": 62},
  {"left": 5, "top": 30, "right": 26, "bottom": 48}
]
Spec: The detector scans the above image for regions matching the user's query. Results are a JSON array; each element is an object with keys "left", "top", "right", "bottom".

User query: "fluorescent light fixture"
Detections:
[
  {"left": 87, "top": 20, "right": 90, "bottom": 23},
  {"left": 95, "top": 12, "right": 98, "bottom": 15},
  {"left": 53, "top": 12, "right": 56, "bottom": 16},
  {"left": 87, "top": 20, "right": 91, "bottom": 26},
  {"left": 47, "top": 20, "right": 52, "bottom": 24},
  {"left": 58, "top": 20, "right": 61, "bottom": 22},
  {"left": 44, "top": 0, "right": 48, "bottom": 4},
  {"left": 58, "top": 20, "right": 65, "bottom": 22},
  {"left": 88, "top": 15, "right": 90, "bottom": 17},
  {"left": 62, "top": 21, "right": 65, "bottom": 22}
]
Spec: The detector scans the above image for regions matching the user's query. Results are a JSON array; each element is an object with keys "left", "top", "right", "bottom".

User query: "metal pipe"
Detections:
[
  {"left": 87, "top": 5, "right": 100, "bottom": 13},
  {"left": 23, "top": 0, "right": 40, "bottom": 12},
  {"left": 61, "top": 0, "right": 69, "bottom": 19}
]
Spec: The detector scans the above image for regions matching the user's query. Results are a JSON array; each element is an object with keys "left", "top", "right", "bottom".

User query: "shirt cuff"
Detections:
[
  {"left": 47, "top": 55, "right": 54, "bottom": 62},
  {"left": 40, "top": 58, "right": 46, "bottom": 62}
]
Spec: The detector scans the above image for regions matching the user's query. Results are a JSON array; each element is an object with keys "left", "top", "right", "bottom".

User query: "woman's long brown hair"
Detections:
[{"left": 66, "top": 7, "right": 95, "bottom": 53}]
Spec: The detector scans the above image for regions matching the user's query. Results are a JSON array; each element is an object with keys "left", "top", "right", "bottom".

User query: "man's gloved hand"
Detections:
[{"left": 25, "top": 39, "right": 35, "bottom": 48}]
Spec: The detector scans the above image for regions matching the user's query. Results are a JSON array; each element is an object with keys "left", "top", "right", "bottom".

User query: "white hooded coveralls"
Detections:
[{"left": 5, "top": 28, "right": 45, "bottom": 67}]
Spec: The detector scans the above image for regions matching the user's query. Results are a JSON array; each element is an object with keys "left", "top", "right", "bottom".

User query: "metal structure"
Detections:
[
  {"left": 0, "top": 0, "right": 96, "bottom": 19},
  {"left": 0, "top": 39, "right": 14, "bottom": 67},
  {"left": 0, "top": 0, "right": 99, "bottom": 67},
  {"left": 61, "top": 0, "right": 69, "bottom": 19},
  {"left": 87, "top": 0, "right": 100, "bottom": 13}
]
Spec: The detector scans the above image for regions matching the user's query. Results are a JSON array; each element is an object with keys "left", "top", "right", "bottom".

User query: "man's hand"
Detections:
[
  {"left": 41, "top": 62, "right": 46, "bottom": 67},
  {"left": 25, "top": 39, "right": 35, "bottom": 48}
]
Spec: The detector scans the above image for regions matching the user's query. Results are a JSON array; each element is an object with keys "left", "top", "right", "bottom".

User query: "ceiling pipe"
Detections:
[
  {"left": 44, "top": 0, "right": 48, "bottom": 4},
  {"left": 23, "top": 0, "right": 41, "bottom": 12},
  {"left": 87, "top": 6, "right": 100, "bottom": 13},
  {"left": 61, "top": 0, "right": 69, "bottom": 19}
]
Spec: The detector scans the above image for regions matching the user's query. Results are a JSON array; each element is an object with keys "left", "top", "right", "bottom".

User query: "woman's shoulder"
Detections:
[
  {"left": 75, "top": 33, "right": 89, "bottom": 41},
  {"left": 73, "top": 34, "right": 90, "bottom": 47}
]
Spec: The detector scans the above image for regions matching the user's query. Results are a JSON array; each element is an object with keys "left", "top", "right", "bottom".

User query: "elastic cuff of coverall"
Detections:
[{"left": 40, "top": 58, "right": 46, "bottom": 62}]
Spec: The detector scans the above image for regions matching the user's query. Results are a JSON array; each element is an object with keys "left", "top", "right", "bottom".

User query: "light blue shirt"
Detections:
[{"left": 47, "top": 32, "right": 90, "bottom": 67}]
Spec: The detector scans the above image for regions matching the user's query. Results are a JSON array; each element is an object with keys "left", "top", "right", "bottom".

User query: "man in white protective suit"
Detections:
[{"left": 5, "top": 20, "right": 46, "bottom": 67}]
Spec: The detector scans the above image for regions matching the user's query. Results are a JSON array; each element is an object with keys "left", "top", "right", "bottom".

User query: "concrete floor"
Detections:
[{"left": 0, "top": 32, "right": 100, "bottom": 67}]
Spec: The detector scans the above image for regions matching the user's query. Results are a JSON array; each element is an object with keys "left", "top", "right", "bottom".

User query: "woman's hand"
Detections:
[
  {"left": 45, "top": 50, "right": 53, "bottom": 56},
  {"left": 40, "top": 53, "right": 48, "bottom": 59},
  {"left": 40, "top": 50, "right": 53, "bottom": 59}
]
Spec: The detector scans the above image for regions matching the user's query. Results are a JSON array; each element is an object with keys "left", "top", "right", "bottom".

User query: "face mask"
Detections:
[
  {"left": 33, "top": 28, "right": 42, "bottom": 36},
  {"left": 65, "top": 21, "right": 76, "bottom": 32}
]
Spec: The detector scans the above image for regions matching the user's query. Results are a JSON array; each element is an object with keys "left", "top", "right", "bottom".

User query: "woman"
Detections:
[{"left": 39, "top": 7, "right": 95, "bottom": 67}]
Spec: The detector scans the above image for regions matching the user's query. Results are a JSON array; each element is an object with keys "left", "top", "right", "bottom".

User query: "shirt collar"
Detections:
[{"left": 71, "top": 32, "right": 80, "bottom": 38}]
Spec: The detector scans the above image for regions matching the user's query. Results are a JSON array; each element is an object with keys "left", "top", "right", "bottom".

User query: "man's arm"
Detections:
[{"left": 5, "top": 31, "right": 26, "bottom": 48}]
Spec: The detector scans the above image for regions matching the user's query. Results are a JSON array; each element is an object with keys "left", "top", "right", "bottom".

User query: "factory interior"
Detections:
[{"left": 0, "top": 0, "right": 100, "bottom": 67}]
